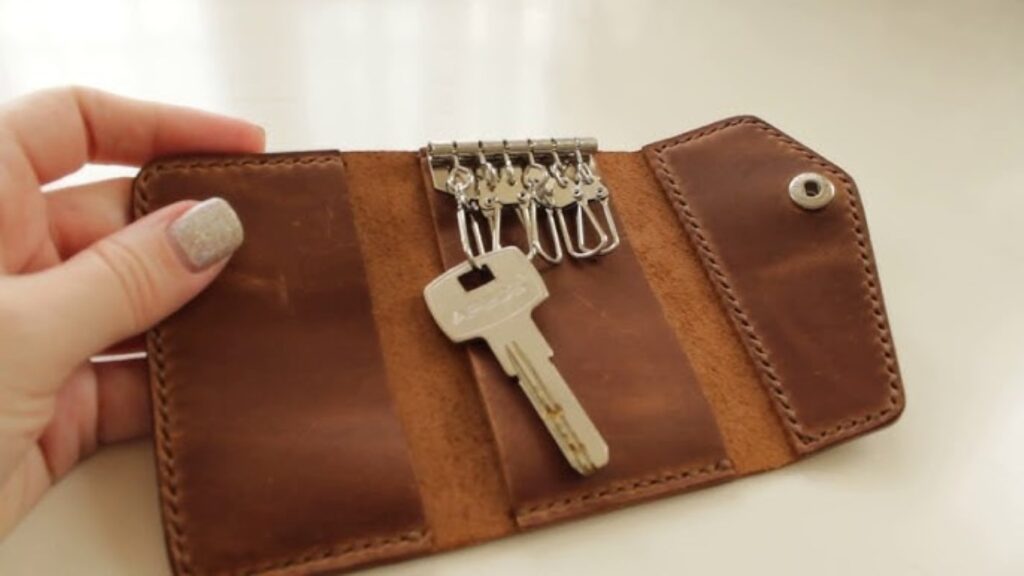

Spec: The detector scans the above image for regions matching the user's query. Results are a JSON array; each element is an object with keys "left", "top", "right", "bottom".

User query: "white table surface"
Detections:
[{"left": 1, "top": 1, "right": 1022, "bottom": 574}]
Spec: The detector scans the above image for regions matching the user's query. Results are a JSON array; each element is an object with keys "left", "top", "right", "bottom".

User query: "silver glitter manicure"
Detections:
[{"left": 168, "top": 198, "right": 244, "bottom": 271}]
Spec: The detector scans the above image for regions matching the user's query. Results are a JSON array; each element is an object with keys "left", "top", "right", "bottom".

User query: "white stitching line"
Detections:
[{"left": 516, "top": 459, "right": 734, "bottom": 521}]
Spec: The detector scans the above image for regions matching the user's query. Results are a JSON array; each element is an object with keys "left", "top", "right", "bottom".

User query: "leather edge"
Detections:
[
  {"left": 641, "top": 116, "right": 905, "bottom": 454},
  {"left": 514, "top": 459, "right": 734, "bottom": 528}
]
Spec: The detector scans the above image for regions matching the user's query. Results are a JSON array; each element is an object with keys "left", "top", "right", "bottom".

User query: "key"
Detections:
[{"left": 423, "top": 247, "right": 609, "bottom": 475}]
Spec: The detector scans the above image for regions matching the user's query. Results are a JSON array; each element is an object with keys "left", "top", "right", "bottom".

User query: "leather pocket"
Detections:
[{"left": 134, "top": 153, "right": 430, "bottom": 575}]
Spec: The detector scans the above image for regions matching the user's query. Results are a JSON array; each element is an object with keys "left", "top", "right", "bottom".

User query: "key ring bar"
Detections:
[
  {"left": 425, "top": 137, "right": 602, "bottom": 194},
  {"left": 426, "top": 137, "right": 598, "bottom": 164}
]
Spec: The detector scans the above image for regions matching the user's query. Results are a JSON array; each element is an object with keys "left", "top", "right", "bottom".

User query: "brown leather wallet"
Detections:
[{"left": 133, "top": 116, "right": 905, "bottom": 575}]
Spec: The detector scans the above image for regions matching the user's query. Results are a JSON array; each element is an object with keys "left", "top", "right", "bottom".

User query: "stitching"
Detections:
[
  {"left": 136, "top": 154, "right": 429, "bottom": 576},
  {"left": 230, "top": 530, "right": 428, "bottom": 576},
  {"left": 149, "top": 327, "right": 192, "bottom": 572},
  {"left": 648, "top": 117, "right": 903, "bottom": 447},
  {"left": 517, "top": 459, "right": 733, "bottom": 521},
  {"left": 138, "top": 155, "right": 341, "bottom": 186}
]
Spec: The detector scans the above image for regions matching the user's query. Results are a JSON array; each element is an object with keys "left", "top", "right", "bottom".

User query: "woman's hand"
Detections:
[{"left": 0, "top": 87, "right": 263, "bottom": 537}]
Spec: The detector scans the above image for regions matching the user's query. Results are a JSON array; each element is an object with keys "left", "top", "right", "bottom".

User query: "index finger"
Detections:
[{"left": 0, "top": 86, "right": 266, "bottom": 187}]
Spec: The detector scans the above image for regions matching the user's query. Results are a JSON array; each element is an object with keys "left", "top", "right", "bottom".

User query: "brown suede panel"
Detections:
[
  {"left": 343, "top": 149, "right": 794, "bottom": 550},
  {"left": 343, "top": 152, "right": 515, "bottom": 548}
]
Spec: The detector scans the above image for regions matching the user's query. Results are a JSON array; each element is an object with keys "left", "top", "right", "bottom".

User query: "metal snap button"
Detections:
[{"left": 789, "top": 172, "right": 835, "bottom": 211}]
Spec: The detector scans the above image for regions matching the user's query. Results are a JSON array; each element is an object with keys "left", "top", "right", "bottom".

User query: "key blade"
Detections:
[
  {"left": 505, "top": 337, "right": 610, "bottom": 476},
  {"left": 424, "top": 247, "right": 609, "bottom": 476},
  {"left": 483, "top": 313, "right": 552, "bottom": 376}
]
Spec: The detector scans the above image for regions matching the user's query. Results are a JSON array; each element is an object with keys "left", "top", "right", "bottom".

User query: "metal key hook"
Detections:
[
  {"left": 558, "top": 189, "right": 608, "bottom": 259},
  {"left": 573, "top": 138, "right": 620, "bottom": 255},
  {"left": 525, "top": 141, "right": 563, "bottom": 264},
  {"left": 529, "top": 190, "right": 564, "bottom": 265},
  {"left": 500, "top": 139, "right": 517, "bottom": 185},
  {"left": 446, "top": 144, "right": 486, "bottom": 267},
  {"left": 574, "top": 141, "right": 596, "bottom": 185},
  {"left": 475, "top": 142, "right": 499, "bottom": 191},
  {"left": 513, "top": 188, "right": 538, "bottom": 260},
  {"left": 543, "top": 139, "right": 604, "bottom": 259},
  {"left": 474, "top": 141, "right": 502, "bottom": 252},
  {"left": 482, "top": 140, "right": 535, "bottom": 260},
  {"left": 592, "top": 183, "right": 620, "bottom": 254},
  {"left": 547, "top": 138, "right": 571, "bottom": 188},
  {"left": 444, "top": 142, "right": 476, "bottom": 193}
]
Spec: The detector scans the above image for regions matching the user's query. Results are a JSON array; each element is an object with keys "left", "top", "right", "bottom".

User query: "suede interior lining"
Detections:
[
  {"left": 344, "top": 152, "right": 515, "bottom": 548},
  {"left": 343, "top": 150, "right": 794, "bottom": 550}
]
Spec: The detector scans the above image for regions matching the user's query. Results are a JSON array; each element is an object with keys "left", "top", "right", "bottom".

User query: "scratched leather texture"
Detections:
[
  {"left": 134, "top": 153, "right": 429, "bottom": 576},
  {"left": 643, "top": 117, "right": 905, "bottom": 452},
  {"left": 133, "top": 117, "right": 904, "bottom": 576}
]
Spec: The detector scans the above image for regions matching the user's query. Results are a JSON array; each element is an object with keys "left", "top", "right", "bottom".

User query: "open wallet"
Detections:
[{"left": 132, "top": 116, "right": 905, "bottom": 576}]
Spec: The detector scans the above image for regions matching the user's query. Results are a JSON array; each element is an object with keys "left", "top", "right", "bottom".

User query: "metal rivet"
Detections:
[{"left": 788, "top": 172, "right": 835, "bottom": 211}]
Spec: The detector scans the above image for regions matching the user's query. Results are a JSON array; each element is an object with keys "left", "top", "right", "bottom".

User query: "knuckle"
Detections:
[
  {"left": 91, "top": 237, "right": 162, "bottom": 334},
  {"left": 50, "top": 84, "right": 91, "bottom": 105},
  {"left": 22, "top": 85, "right": 81, "bottom": 115}
]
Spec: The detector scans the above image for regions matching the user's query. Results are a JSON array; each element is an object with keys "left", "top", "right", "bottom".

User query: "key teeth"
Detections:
[
  {"left": 591, "top": 444, "right": 610, "bottom": 471},
  {"left": 572, "top": 439, "right": 610, "bottom": 476},
  {"left": 504, "top": 337, "right": 610, "bottom": 476}
]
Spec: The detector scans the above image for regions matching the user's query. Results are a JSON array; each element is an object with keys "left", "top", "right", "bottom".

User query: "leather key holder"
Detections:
[{"left": 133, "top": 117, "right": 905, "bottom": 576}]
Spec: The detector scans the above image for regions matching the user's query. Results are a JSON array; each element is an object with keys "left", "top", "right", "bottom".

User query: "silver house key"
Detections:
[{"left": 424, "top": 247, "right": 609, "bottom": 475}]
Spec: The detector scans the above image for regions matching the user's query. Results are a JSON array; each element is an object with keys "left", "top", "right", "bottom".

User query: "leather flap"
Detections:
[{"left": 643, "top": 117, "right": 905, "bottom": 453}]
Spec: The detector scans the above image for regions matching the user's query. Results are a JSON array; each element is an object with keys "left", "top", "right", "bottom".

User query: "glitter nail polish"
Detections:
[{"left": 168, "top": 198, "right": 244, "bottom": 270}]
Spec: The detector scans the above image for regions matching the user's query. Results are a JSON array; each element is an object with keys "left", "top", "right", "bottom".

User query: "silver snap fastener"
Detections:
[{"left": 789, "top": 172, "right": 835, "bottom": 211}]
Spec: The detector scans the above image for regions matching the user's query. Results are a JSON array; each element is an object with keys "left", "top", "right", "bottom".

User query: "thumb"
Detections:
[{"left": 25, "top": 197, "right": 243, "bottom": 381}]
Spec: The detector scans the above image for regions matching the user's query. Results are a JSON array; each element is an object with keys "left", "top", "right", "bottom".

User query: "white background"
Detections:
[{"left": 0, "top": 1, "right": 1022, "bottom": 574}]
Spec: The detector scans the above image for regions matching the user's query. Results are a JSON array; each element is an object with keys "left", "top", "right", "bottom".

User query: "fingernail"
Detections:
[
  {"left": 252, "top": 125, "right": 267, "bottom": 150},
  {"left": 168, "top": 198, "right": 244, "bottom": 271}
]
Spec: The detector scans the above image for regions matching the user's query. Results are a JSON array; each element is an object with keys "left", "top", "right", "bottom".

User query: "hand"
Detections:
[{"left": 0, "top": 87, "right": 264, "bottom": 537}]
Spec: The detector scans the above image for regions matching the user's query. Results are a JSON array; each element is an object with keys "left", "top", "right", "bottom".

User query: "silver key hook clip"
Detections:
[
  {"left": 474, "top": 142, "right": 499, "bottom": 192},
  {"left": 572, "top": 138, "right": 620, "bottom": 255},
  {"left": 550, "top": 138, "right": 607, "bottom": 259},
  {"left": 443, "top": 142, "right": 486, "bottom": 268},
  {"left": 525, "top": 140, "right": 563, "bottom": 264},
  {"left": 489, "top": 139, "right": 537, "bottom": 261},
  {"left": 474, "top": 142, "right": 502, "bottom": 253},
  {"left": 500, "top": 141, "right": 517, "bottom": 186}
]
